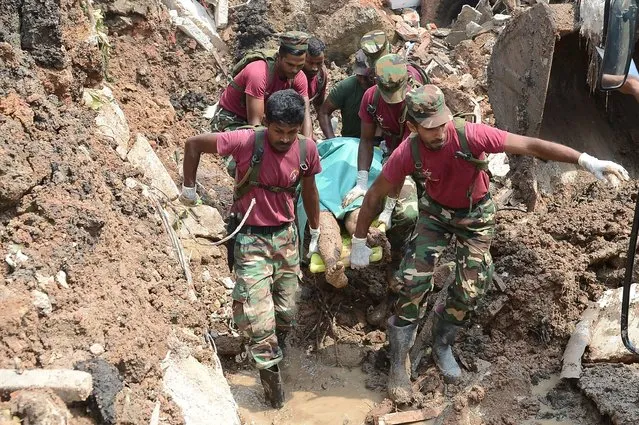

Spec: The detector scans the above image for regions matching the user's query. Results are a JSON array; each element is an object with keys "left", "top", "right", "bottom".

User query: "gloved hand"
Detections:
[
  {"left": 307, "top": 227, "right": 321, "bottom": 258},
  {"left": 342, "top": 170, "right": 369, "bottom": 207},
  {"left": 578, "top": 153, "right": 630, "bottom": 186},
  {"left": 179, "top": 184, "right": 201, "bottom": 206},
  {"left": 377, "top": 196, "right": 398, "bottom": 229},
  {"left": 350, "top": 236, "right": 372, "bottom": 269}
]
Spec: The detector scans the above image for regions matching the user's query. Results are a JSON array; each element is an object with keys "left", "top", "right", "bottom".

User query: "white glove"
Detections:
[
  {"left": 350, "top": 236, "right": 372, "bottom": 269},
  {"left": 342, "top": 170, "right": 369, "bottom": 207},
  {"left": 578, "top": 153, "right": 630, "bottom": 186},
  {"left": 307, "top": 227, "right": 321, "bottom": 258},
  {"left": 179, "top": 184, "right": 200, "bottom": 206},
  {"left": 377, "top": 196, "right": 397, "bottom": 229}
]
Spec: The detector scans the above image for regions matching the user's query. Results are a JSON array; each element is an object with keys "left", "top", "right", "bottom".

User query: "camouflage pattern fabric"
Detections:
[
  {"left": 405, "top": 84, "right": 453, "bottom": 129},
  {"left": 388, "top": 176, "right": 418, "bottom": 262},
  {"left": 360, "top": 30, "right": 390, "bottom": 65},
  {"left": 374, "top": 54, "right": 408, "bottom": 104},
  {"left": 280, "top": 31, "right": 310, "bottom": 50},
  {"left": 231, "top": 224, "right": 301, "bottom": 369},
  {"left": 210, "top": 107, "right": 249, "bottom": 132},
  {"left": 393, "top": 195, "right": 495, "bottom": 326}
]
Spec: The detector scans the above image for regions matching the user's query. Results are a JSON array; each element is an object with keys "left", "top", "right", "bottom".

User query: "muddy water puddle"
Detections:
[
  {"left": 521, "top": 374, "right": 573, "bottom": 425},
  {"left": 226, "top": 347, "right": 383, "bottom": 424}
]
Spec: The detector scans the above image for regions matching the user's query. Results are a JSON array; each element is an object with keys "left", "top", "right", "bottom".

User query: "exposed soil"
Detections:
[{"left": 1, "top": 0, "right": 638, "bottom": 424}]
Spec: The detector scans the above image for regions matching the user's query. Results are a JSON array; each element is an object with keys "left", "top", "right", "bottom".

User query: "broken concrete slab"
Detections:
[
  {"left": 387, "top": 0, "right": 420, "bottom": 9},
  {"left": 493, "top": 13, "right": 511, "bottom": 25},
  {"left": 162, "top": 346, "right": 240, "bottom": 425},
  {"left": 214, "top": 0, "right": 228, "bottom": 29},
  {"left": 466, "top": 21, "right": 483, "bottom": 38},
  {"left": 395, "top": 21, "right": 420, "bottom": 41},
  {"left": 587, "top": 284, "right": 639, "bottom": 363},
  {"left": 579, "top": 363, "right": 639, "bottom": 425},
  {"left": 164, "top": 0, "right": 227, "bottom": 52},
  {"left": 444, "top": 30, "right": 468, "bottom": 47},
  {"left": 451, "top": 5, "right": 483, "bottom": 32},
  {"left": 0, "top": 369, "right": 93, "bottom": 403},
  {"left": 127, "top": 134, "right": 179, "bottom": 200}
]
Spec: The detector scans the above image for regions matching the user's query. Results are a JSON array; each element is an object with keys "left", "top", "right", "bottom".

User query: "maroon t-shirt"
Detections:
[
  {"left": 217, "top": 129, "right": 321, "bottom": 226},
  {"left": 382, "top": 121, "right": 508, "bottom": 208},
  {"left": 219, "top": 61, "right": 309, "bottom": 119}
]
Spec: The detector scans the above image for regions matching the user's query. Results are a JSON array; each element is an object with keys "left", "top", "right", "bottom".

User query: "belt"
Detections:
[{"left": 239, "top": 222, "right": 291, "bottom": 235}]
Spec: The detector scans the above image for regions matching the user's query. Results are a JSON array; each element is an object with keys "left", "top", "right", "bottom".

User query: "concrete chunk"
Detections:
[
  {"left": 451, "top": 5, "right": 483, "bottom": 32},
  {"left": 588, "top": 284, "right": 639, "bottom": 363},
  {"left": 127, "top": 134, "right": 179, "bottom": 199},
  {"left": 0, "top": 369, "right": 93, "bottom": 403}
]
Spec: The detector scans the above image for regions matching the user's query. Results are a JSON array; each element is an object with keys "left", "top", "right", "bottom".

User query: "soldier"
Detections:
[
  {"left": 350, "top": 84, "right": 629, "bottom": 402},
  {"left": 359, "top": 29, "right": 391, "bottom": 67},
  {"left": 212, "top": 31, "right": 313, "bottom": 137},
  {"left": 318, "top": 50, "right": 374, "bottom": 139},
  {"left": 180, "top": 89, "right": 321, "bottom": 409},
  {"left": 343, "top": 54, "right": 423, "bottom": 237},
  {"left": 303, "top": 37, "right": 328, "bottom": 112}
]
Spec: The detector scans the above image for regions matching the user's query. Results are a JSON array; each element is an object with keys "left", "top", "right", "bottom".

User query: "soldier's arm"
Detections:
[
  {"left": 357, "top": 122, "right": 377, "bottom": 171},
  {"left": 302, "top": 96, "right": 313, "bottom": 137},
  {"left": 246, "top": 94, "right": 265, "bottom": 126},
  {"left": 312, "top": 88, "right": 326, "bottom": 112},
  {"left": 503, "top": 133, "right": 580, "bottom": 163},
  {"left": 353, "top": 173, "right": 394, "bottom": 238},
  {"left": 183, "top": 133, "right": 220, "bottom": 186},
  {"left": 318, "top": 98, "right": 338, "bottom": 139},
  {"left": 300, "top": 174, "right": 320, "bottom": 230}
]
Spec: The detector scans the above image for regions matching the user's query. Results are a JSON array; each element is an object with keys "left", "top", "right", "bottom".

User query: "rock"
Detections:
[
  {"left": 459, "top": 73, "right": 476, "bottom": 90},
  {"left": 90, "top": 344, "right": 105, "bottom": 356},
  {"left": 202, "top": 270, "right": 212, "bottom": 282},
  {"left": 20, "top": 0, "right": 66, "bottom": 69},
  {"left": 162, "top": 346, "right": 241, "bottom": 425},
  {"left": 219, "top": 277, "right": 235, "bottom": 290},
  {"left": 440, "top": 85, "right": 477, "bottom": 114},
  {"left": 83, "top": 86, "right": 130, "bottom": 161},
  {"left": 433, "top": 28, "right": 451, "bottom": 38},
  {"left": 188, "top": 205, "right": 227, "bottom": 240},
  {"left": 32, "top": 290, "right": 53, "bottom": 316},
  {"left": 475, "top": 0, "right": 494, "bottom": 24},
  {"left": 466, "top": 21, "right": 483, "bottom": 38},
  {"left": 127, "top": 134, "right": 179, "bottom": 199},
  {"left": 451, "top": 5, "right": 483, "bottom": 32},
  {"left": 396, "top": 21, "right": 420, "bottom": 41},
  {"left": 55, "top": 271, "right": 68, "bottom": 289},
  {"left": 493, "top": 14, "right": 511, "bottom": 25},
  {"left": 76, "top": 359, "right": 123, "bottom": 425},
  {"left": 0, "top": 369, "right": 93, "bottom": 403},
  {"left": 587, "top": 284, "right": 639, "bottom": 363},
  {"left": 402, "top": 8, "right": 420, "bottom": 27},
  {"left": 444, "top": 30, "right": 468, "bottom": 47},
  {"left": 10, "top": 390, "right": 71, "bottom": 425},
  {"left": 181, "top": 238, "right": 221, "bottom": 265},
  {"left": 36, "top": 273, "right": 55, "bottom": 290},
  {"left": 312, "top": 4, "right": 392, "bottom": 63}
]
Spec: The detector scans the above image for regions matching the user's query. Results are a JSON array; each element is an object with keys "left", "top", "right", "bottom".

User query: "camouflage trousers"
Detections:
[
  {"left": 388, "top": 176, "right": 418, "bottom": 262},
  {"left": 210, "top": 107, "right": 248, "bottom": 132},
  {"left": 394, "top": 194, "right": 495, "bottom": 326},
  {"left": 231, "top": 224, "right": 300, "bottom": 369}
]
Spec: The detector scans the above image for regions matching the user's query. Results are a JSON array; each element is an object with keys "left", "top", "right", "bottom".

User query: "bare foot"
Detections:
[{"left": 325, "top": 261, "right": 348, "bottom": 288}]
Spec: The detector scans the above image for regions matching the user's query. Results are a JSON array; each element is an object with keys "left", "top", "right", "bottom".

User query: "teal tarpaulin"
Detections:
[{"left": 297, "top": 137, "right": 383, "bottom": 249}]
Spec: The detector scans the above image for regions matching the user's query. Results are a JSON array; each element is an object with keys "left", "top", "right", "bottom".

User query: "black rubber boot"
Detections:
[
  {"left": 432, "top": 315, "right": 462, "bottom": 383},
  {"left": 386, "top": 316, "right": 417, "bottom": 403},
  {"left": 259, "top": 365, "right": 285, "bottom": 409}
]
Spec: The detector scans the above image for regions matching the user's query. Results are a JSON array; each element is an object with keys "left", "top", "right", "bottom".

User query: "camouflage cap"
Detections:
[
  {"left": 360, "top": 30, "right": 390, "bottom": 63},
  {"left": 406, "top": 85, "right": 453, "bottom": 128},
  {"left": 279, "top": 31, "right": 309, "bottom": 51},
  {"left": 374, "top": 54, "right": 408, "bottom": 104},
  {"left": 353, "top": 50, "right": 371, "bottom": 76}
]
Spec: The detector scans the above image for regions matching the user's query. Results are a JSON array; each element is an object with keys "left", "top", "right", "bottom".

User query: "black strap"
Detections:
[{"left": 366, "top": 88, "right": 407, "bottom": 146}]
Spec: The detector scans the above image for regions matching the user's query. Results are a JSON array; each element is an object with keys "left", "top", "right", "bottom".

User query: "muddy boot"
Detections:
[
  {"left": 432, "top": 316, "right": 462, "bottom": 383},
  {"left": 386, "top": 316, "right": 417, "bottom": 403},
  {"left": 259, "top": 365, "right": 285, "bottom": 409}
]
